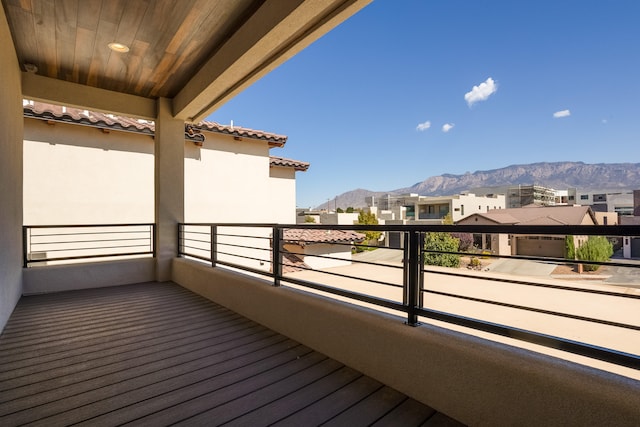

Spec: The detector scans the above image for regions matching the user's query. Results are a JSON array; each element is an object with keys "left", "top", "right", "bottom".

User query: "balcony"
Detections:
[
  {"left": 12, "top": 222, "right": 640, "bottom": 425},
  {"left": 1, "top": 282, "right": 457, "bottom": 426}
]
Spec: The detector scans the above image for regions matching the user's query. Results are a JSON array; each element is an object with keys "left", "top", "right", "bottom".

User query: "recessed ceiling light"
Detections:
[{"left": 108, "top": 42, "right": 129, "bottom": 53}]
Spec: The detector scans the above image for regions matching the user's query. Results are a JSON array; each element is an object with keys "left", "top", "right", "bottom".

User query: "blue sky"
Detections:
[{"left": 207, "top": 1, "right": 640, "bottom": 209}]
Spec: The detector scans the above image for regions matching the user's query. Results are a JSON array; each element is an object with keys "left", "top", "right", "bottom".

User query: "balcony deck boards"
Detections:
[{"left": 0, "top": 282, "right": 463, "bottom": 426}]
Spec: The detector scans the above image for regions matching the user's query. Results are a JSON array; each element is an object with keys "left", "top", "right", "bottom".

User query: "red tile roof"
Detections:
[
  {"left": 23, "top": 101, "right": 307, "bottom": 170},
  {"left": 23, "top": 101, "right": 287, "bottom": 145},
  {"left": 284, "top": 229, "right": 366, "bottom": 245},
  {"left": 270, "top": 156, "right": 310, "bottom": 171}
]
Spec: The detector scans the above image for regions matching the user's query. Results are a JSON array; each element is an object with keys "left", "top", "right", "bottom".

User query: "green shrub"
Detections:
[
  {"left": 304, "top": 215, "right": 316, "bottom": 223},
  {"left": 576, "top": 236, "right": 613, "bottom": 271},
  {"left": 424, "top": 232, "right": 460, "bottom": 268},
  {"left": 565, "top": 235, "right": 575, "bottom": 259}
]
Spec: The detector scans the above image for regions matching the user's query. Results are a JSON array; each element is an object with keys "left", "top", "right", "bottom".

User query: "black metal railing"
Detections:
[
  {"left": 23, "top": 223, "right": 156, "bottom": 267},
  {"left": 178, "top": 222, "right": 640, "bottom": 370}
]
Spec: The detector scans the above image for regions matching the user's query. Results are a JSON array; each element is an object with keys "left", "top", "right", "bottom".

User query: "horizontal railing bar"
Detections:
[
  {"left": 215, "top": 250, "right": 271, "bottom": 265},
  {"left": 216, "top": 242, "right": 270, "bottom": 252},
  {"left": 414, "top": 307, "right": 640, "bottom": 370},
  {"left": 218, "top": 233, "right": 272, "bottom": 240},
  {"left": 280, "top": 261, "right": 404, "bottom": 290},
  {"left": 281, "top": 275, "right": 407, "bottom": 312},
  {"left": 25, "top": 223, "right": 154, "bottom": 229},
  {"left": 181, "top": 244, "right": 211, "bottom": 253},
  {"left": 423, "top": 267, "right": 640, "bottom": 300},
  {"left": 424, "top": 289, "right": 640, "bottom": 331},
  {"left": 180, "top": 230, "right": 211, "bottom": 236},
  {"left": 32, "top": 237, "right": 150, "bottom": 245},
  {"left": 180, "top": 237, "right": 211, "bottom": 245},
  {"left": 282, "top": 249, "right": 405, "bottom": 271},
  {"left": 26, "top": 251, "right": 153, "bottom": 264},
  {"left": 38, "top": 244, "right": 151, "bottom": 253}
]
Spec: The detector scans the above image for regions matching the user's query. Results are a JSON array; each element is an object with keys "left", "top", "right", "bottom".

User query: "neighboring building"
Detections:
[
  {"left": 24, "top": 101, "right": 308, "bottom": 226},
  {"left": 282, "top": 229, "right": 365, "bottom": 270},
  {"left": 367, "top": 193, "right": 506, "bottom": 223},
  {"left": 367, "top": 193, "right": 505, "bottom": 248},
  {"left": 471, "top": 185, "right": 558, "bottom": 208},
  {"left": 621, "top": 190, "right": 640, "bottom": 258},
  {"left": 572, "top": 189, "right": 634, "bottom": 215},
  {"left": 456, "top": 205, "right": 598, "bottom": 258}
]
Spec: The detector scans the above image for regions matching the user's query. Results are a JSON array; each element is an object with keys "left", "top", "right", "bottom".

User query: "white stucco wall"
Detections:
[
  {"left": 0, "top": 5, "right": 24, "bottom": 332},
  {"left": 301, "top": 243, "right": 353, "bottom": 269},
  {"left": 185, "top": 133, "right": 296, "bottom": 224},
  {"left": 23, "top": 119, "right": 154, "bottom": 225}
]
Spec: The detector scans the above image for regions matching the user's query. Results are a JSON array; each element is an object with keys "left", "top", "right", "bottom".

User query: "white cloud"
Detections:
[
  {"left": 442, "top": 123, "right": 455, "bottom": 133},
  {"left": 553, "top": 109, "right": 571, "bottom": 118},
  {"left": 416, "top": 120, "right": 431, "bottom": 131},
  {"left": 464, "top": 77, "right": 498, "bottom": 107}
]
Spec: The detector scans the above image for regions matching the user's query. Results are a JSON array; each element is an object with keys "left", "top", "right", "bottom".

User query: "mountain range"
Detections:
[{"left": 326, "top": 162, "right": 640, "bottom": 209}]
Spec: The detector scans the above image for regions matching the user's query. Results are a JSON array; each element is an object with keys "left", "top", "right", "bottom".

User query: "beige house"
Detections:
[
  {"left": 283, "top": 229, "right": 365, "bottom": 270},
  {"left": 456, "top": 205, "right": 598, "bottom": 257}
]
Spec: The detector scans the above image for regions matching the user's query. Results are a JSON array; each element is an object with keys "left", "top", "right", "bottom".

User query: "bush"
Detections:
[
  {"left": 565, "top": 235, "right": 575, "bottom": 259},
  {"left": 576, "top": 236, "right": 613, "bottom": 271},
  {"left": 424, "top": 232, "right": 460, "bottom": 268},
  {"left": 304, "top": 215, "right": 316, "bottom": 223},
  {"left": 451, "top": 232, "right": 473, "bottom": 252}
]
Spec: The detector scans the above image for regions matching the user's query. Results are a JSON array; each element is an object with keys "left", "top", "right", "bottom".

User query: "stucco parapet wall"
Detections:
[
  {"left": 172, "top": 257, "right": 640, "bottom": 427},
  {"left": 23, "top": 258, "right": 155, "bottom": 295}
]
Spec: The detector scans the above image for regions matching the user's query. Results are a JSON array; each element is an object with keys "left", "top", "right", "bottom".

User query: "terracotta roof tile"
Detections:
[
  {"left": 23, "top": 102, "right": 286, "bottom": 145},
  {"left": 270, "top": 156, "right": 310, "bottom": 171},
  {"left": 284, "top": 229, "right": 366, "bottom": 245},
  {"left": 197, "top": 120, "right": 287, "bottom": 146},
  {"left": 23, "top": 102, "right": 155, "bottom": 135}
]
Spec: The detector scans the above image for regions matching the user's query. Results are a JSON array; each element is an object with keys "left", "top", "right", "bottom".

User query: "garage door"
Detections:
[
  {"left": 632, "top": 237, "right": 640, "bottom": 258},
  {"left": 516, "top": 236, "right": 565, "bottom": 258}
]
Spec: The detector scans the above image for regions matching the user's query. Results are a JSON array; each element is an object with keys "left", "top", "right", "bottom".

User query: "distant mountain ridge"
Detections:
[{"left": 326, "top": 162, "right": 640, "bottom": 209}]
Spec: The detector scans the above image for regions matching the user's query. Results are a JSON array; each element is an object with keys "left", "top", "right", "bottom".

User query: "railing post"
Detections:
[
  {"left": 22, "top": 226, "right": 28, "bottom": 268},
  {"left": 176, "top": 223, "right": 181, "bottom": 257},
  {"left": 406, "top": 230, "right": 421, "bottom": 326},
  {"left": 211, "top": 225, "right": 217, "bottom": 267},
  {"left": 402, "top": 232, "right": 409, "bottom": 306},
  {"left": 273, "top": 226, "right": 283, "bottom": 287},
  {"left": 152, "top": 223, "right": 157, "bottom": 258}
]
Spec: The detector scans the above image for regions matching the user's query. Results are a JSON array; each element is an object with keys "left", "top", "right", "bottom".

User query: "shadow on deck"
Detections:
[{"left": 0, "top": 282, "right": 463, "bottom": 426}]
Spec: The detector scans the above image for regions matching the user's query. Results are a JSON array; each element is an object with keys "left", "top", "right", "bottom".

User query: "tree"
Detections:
[
  {"left": 575, "top": 236, "right": 613, "bottom": 271},
  {"left": 346, "top": 207, "right": 355, "bottom": 213},
  {"left": 304, "top": 215, "right": 316, "bottom": 223},
  {"left": 336, "top": 207, "right": 344, "bottom": 213},
  {"left": 423, "top": 213, "right": 460, "bottom": 267},
  {"left": 357, "top": 211, "right": 381, "bottom": 243},
  {"left": 451, "top": 232, "right": 473, "bottom": 252},
  {"left": 424, "top": 232, "right": 460, "bottom": 267}
]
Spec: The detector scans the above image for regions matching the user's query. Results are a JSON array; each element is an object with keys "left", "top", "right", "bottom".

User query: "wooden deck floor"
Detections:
[{"left": 0, "top": 282, "right": 464, "bottom": 426}]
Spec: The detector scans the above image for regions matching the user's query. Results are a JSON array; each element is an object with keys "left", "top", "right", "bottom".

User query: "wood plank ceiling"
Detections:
[{"left": 3, "top": 0, "right": 259, "bottom": 99}]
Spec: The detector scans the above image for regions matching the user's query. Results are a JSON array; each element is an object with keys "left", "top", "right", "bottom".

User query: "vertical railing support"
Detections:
[
  {"left": 176, "top": 223, "right": 181, "bottom": 257},
  {"left": 211, "top": 225, "right": 217, "bottom": 267},
  {"left": 273, "top": 226, "right": 283, "bottom": 287},
  {"left": 152, "top": 223, "right": 157, "bottom": 258},
  {"left": 405, "top": 230, "right": 422, "bottom": 326},
  {"left": 22, "top": 226, "right": 28, "bottom": 268}
]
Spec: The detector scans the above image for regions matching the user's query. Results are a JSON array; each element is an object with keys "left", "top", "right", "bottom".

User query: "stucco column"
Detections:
[
  {"left": 0, "top": 5, "right": 24, "bottom": 332},
  {"left": 155, "top": 98, "right": 184, "bottom": 281}
]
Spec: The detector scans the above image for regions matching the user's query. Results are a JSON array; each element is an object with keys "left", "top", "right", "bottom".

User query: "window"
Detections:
[
  {"left": 569, "top": 195, "right": 575, "bottom": 201},
  {"left": 580, "top": 195, "right": 589, "bottom": 200},
  {"left": 461, "top": 205, "right": 464, "bottom": 215},
  {"left": 594, "top": 194, "right": 607, "bottom": 202}
]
